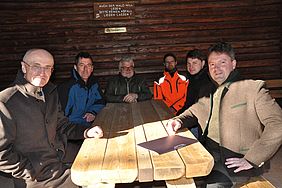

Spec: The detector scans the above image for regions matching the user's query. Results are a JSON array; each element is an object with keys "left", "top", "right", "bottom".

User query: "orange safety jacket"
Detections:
[{"left": 154, "top": 71, "right": 189, "bottom": 113}]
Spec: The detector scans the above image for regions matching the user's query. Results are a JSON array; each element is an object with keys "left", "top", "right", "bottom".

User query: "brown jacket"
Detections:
[
  {"left": 177, "top": 79, "right": 282, "bottom": 167},
  {"left": 0, "top": 71, "right": 88, "bottom": 187}
]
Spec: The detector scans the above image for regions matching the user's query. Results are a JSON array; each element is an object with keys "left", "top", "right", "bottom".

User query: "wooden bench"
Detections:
[
  {"left": 166, "top": 177, "right": 196, "bottom": 188},
  {"left": 265, "top": 79, "right": 282, "bottom": 99},
  {"left": 238, "top": 176, "right": 275, "bottom": 188},
  {"left": 165, "top": 175, "right": 275, "bottom": 188}
]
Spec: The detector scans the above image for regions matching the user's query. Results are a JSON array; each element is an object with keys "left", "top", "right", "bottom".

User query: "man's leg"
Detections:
[
  {"left": 194, "top": 160, "right": 250, "bottom": 188},
  {"left": 63, "top": 140, "right": 83, "bottom": 164},
  {"left": 13, "top": 169, "right": 79, "bottom": 188}
]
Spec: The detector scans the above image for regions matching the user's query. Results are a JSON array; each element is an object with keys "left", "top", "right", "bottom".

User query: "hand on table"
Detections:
[
  {"left": 83, "top": 113, "right": 96, "bottom": 122},
  {"left": 165, "top": 119, "right": 182, "bottom": 135},
  {"left": 86, "top": 126, "right": 103, "bottom": 138},
  {"left": 123, "top": 93, "right": 138, "bottom": 103},
  {"left": 225, "top": 157, "right": 253, "bottom": 173}
]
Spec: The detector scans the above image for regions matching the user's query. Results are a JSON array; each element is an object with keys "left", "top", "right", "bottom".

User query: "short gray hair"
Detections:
[{"left": 118, "top": 56, "right": 135, "bottom": 70}]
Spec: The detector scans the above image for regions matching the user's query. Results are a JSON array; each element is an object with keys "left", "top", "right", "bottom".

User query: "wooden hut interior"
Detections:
[{"left": 0, "top": 0, "right": 281, "bottom": 187}]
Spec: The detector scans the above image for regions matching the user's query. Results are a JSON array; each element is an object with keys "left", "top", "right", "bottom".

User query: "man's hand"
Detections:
[
  {"left": 225, "top": 157, "right": 253, "bottom": 173},
  {"left": 123, "top": 93, "right": 138, "bottom": 103},
  {"left": 86, "top": 126, "right": 103, "bottom": 138},
  {"left": 165, "top": 119, "right": 182, "bottom": 135},
  {"left": 83, "top": 113, "right": 96, "bottom": 122}
]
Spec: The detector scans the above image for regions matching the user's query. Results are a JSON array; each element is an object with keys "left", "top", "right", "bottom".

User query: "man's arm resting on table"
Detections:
[
  {"left": 165, "top": 119, "right": 183, "bottom": 135},
  {"left": 123, "top": 93, "right": 138, "bottom": 103}
]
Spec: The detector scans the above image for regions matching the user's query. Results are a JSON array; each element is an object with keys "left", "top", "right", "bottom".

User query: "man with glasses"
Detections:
[
  {"left": 105, "top": 56, "right": 152, "bottom": 103},
  {"left": 0, "top": 49, "right": 103, "bottom": 188}
]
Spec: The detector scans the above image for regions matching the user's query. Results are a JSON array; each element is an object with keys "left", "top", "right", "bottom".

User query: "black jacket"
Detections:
[
  {"left": 104, "top": 73, "right": 152, "bottom": 103},
  {"left": 177, "top": 67, "right": 212, "bottom": 115}
]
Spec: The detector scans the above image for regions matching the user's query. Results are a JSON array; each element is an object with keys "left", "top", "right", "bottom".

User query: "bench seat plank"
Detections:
[
  {"left": 166, "top": 177, "right": 196, "bottom": 188},
  {"left": 239, "top": 176, "right": 275, "bottom": 188}
]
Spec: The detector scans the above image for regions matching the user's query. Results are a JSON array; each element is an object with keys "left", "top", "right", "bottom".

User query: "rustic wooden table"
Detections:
[{"left": 71, "top": 100, "right": 214, "bottom": 188}]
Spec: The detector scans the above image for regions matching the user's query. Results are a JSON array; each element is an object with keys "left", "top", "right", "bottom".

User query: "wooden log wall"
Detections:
[{"left": 0, "top": 0, "right": 281, "bottom": 91}]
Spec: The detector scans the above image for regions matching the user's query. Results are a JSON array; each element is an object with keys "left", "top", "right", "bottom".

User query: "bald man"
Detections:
[{"left": 0, "top": 49, "right": 103, "bottom": 188}]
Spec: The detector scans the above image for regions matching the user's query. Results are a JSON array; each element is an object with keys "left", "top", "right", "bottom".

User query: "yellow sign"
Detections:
[{"left": 104, "top": 27, "right": 127, "bottom": 33}]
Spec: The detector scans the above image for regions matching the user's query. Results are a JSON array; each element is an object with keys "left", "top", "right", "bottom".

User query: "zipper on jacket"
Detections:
[
  {"left": 126, "top": 80, "right": 129, "bottom": 94},
  {"left": 126, "top": 78, "right": 132, "bottom": 94}
]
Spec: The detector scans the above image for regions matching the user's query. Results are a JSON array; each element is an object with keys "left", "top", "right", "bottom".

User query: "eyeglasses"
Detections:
[
  {"left": 121, "top": 66, "right": 134, "bottom": 71},
  {"left": 23, "top": 61, "right": 54, "bottom": 74}
]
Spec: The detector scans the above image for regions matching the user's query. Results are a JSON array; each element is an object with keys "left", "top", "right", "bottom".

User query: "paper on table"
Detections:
[{"left": 138, "top": 135, "right": 197, "bottom": 154}]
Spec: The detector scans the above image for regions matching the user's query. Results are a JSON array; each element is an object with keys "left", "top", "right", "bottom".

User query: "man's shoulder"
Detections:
[
  {"left": 231, "top": 79, "right": 265, "bottom": 94},
  {"left": 58, "top": 78, "right": 76, "bottom": 91},
  {"left": 132, "top": 74, "right": 146, "bottom": 81},
  {"left": 155, "top": 74, "right": 165, "bottom": 84},
  {"left": 0, "top": 85, "right": 19, "bottom": 103},
  {"left": 177, "top": 73, "right": 187, "bottom": 81},
  {"left": 88, "top": 75, "right": 100, "bottom": 85},
  {"left": 107, "top": 75, "right": 121, "bottom": 82},
  {"left": 59, "top": 78, "right": 76, "bottom": 86},
  {"left": 234, "top": 79, "right": 264, "bottom": 88}
]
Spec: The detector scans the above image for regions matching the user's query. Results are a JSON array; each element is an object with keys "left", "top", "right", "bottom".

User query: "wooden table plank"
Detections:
[
  {"left": 151, "top": 99, "right": 175, "bottom": 120},
  {"left": 139, "top": 101, "right": 185, "bottom": 181},
  {"left": 151, "top": 100, "right": 214, "bottom": 178},
  {"left": 131, "top": 102, "right": 154, "bottom": 182},
  {"left": 176, "top": 129, "right": 214, "bottom": 178},
  {"left": 71, "top": 104, "right": 115, "bottom": 186},
  {"left": 101, "top": 103, "right": 138, "bottom": 183}
]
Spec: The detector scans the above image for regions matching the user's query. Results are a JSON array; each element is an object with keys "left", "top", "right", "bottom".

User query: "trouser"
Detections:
[
  {"left": 194, "top": 160, "right": 250, "bottom": 188},
  {"left": 63, "top": 140, "right": 83, "bottom": 163},
  {"left": 195, "top": 138, "right": 267, "bottom": 188},
  {"left": 13, "top": 169, "right": 79, "bottom": 188}
]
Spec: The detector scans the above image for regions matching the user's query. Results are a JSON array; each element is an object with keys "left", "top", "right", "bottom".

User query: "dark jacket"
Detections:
[
  {"left": 104, "top": 73, "right": 152, "bottom": 103},
  {"left": 177, "top": 67, "right": 211, "bottom": 115},
  {"left": 0, "top": 70, "right": 88, "bottom": 187},
  {"left": 58, "top": 69, "right": 106, "bottom": 126}
]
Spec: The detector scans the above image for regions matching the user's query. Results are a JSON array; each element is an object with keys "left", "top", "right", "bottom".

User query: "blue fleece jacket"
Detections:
[{"left": 58, "top": 69, "right": 106, "bottom": 126}]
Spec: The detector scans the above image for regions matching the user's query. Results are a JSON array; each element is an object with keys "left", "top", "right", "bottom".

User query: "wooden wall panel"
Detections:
[{"left": 0, "top": 0, "right": 281, "bottom": 91}]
